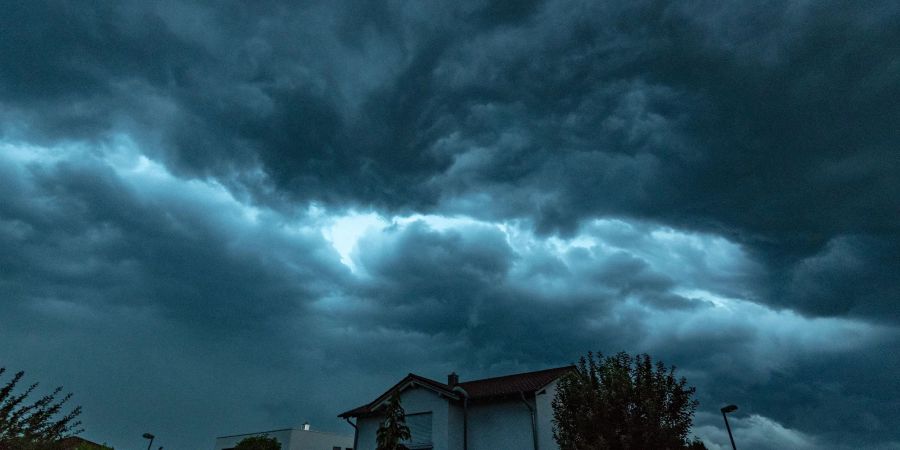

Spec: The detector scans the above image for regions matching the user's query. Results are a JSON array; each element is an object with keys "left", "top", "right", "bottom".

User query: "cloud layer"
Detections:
[{"left": 1, "top": 1, "right": 899, "bottom": 449}]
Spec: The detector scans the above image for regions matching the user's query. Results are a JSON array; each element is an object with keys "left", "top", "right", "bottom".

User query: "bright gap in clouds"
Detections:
[
  {"left": 322, "top": 212, "right": 493, "bottom": 272},
  {"left": 322, "top": 212, "right": 387, "bottom": 271}
]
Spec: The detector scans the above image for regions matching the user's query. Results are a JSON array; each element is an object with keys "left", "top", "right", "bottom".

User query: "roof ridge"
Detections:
[
  {"left": 408, "top": 372, "right": 449, "bottom": 387},
  {"left": 458, "top": 365, "right": 575, "bottom": 385},
  {"left": 216, "top": 428, "right": 293, "bottom": 438}
]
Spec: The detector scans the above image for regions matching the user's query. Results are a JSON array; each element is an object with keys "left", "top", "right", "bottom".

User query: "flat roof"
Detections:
[{"left": 216, "top": 427, "right": 352, "bottom": 439}]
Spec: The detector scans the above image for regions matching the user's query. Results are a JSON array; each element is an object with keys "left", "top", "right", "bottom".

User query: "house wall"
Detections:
[
  {"left": 354, "top": 385, "right": 451, "bottom": 450},
  {"left": 448, "top": 402, "right": 465, "bottom": 450},
  {"left": 355, "top": 416, "right": 381, "bottom": 450},
  {"left": 466, "top": 399, "right": 534, "bottom": 450},
  {"left": 535, "top": 379, "right": 560, "bottom": 450}
]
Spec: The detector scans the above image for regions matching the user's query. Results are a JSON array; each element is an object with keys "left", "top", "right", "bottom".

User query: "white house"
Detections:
[
  {"left": 338, "top": 366, "right": 574, "bottom": 450},
  {"left": 214, "top": 424, "right": 354, "bottom": 450}
]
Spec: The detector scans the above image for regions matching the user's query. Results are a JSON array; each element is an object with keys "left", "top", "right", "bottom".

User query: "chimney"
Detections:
[
  {"left": 448, "top": 372, "right": 459, "bottom": 387},
  {"left": 302, "top": 422, "right": 310, "bottom": 431}
]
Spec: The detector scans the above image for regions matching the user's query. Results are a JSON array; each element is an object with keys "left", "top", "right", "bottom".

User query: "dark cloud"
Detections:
[
  {"left": 3, "top": 1, "right": 896, "bottom": 323},
  {"left": 1, "top": 1, "right": 899, "bottom": 448},
  {"left": 787, "top": 235, "right": 900, "bottom": 321},
  {"left": 348, "top": 221, "right": 648, "bottom": 358},
  {"left": 2, "top": 160, "right": 344, "bottom": 323}
]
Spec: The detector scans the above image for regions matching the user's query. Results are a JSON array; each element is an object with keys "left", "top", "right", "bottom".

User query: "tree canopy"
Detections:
[
  {"left": 376, "top": 391, "right": 411, "bottom": 450},
  {"left": 0, "top": 368, "right": 82, "bottom": 450},
  {"left": 552, "top": 352, "right": 706, "bottom": 450},
  {"left": 234, "top": 435, "right": 280, "bottom": 450}
]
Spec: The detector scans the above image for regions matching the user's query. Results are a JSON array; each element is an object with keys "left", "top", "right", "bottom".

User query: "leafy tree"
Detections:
[
  {"left": 552, "top": 352, "right": 707, "bottom": 450},
  {"left": 234, "top": 435, "right": 280, "bottom": 450},
  {"left": 0, "top": 368, "right": 82, "bottom": 450},
  {"left": 376, "top": 391, "right": 410, "bottom": 450}
]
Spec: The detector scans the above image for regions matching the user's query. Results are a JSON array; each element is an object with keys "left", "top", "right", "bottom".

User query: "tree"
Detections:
[
  {"left": 0, "top": 368, "right": 82, "bottom": 450},
  {"left": 552, "top": 352, "right": 707, "bottom": 450},
  {"left": 234, "top": 435, "right": 280, "bottom": 450},
  {"left": 376, "top": 391, "right": 410, "bottom": 450}
]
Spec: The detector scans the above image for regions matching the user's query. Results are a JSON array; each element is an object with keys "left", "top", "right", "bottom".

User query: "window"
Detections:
[{"left": 403, "top": 412, "right": 433, "bottom": 449}]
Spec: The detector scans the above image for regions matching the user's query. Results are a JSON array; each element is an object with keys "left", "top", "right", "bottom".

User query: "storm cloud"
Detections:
[{"left": 1, "top": 1, "right": 899, "bottom": 449}]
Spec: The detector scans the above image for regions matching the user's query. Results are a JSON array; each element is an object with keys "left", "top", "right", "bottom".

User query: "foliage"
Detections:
[
  {"left": 0, "top": 368, "right": 82, "bottom": 450},
  {"left": 552, "top": 352, "right": 706, "bottom": 450},
  {"left": 234, "top": 435, "right": 280, "bottom": 450},
  {"left": 376, "top": 391, "right": 410, "bottom": 450}
]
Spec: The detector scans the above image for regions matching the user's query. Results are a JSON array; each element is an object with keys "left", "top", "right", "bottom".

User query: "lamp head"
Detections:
[
  {"left": 143, "top": 433, "right": 155, "bottom": 440},
  {"left": 721, "top": 404, "right": 738, "bottom": 414}
]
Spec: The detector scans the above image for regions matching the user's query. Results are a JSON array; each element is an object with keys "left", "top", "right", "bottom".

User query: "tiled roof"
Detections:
[
  {"left": 458, "top": 365, "right": 575, "bottom": 399},
  {"left": 338, "top": 365, "right": 574, "bottom": 418},
  {"left": 58, "top": 437, "right": 108, "bottom": 450}
]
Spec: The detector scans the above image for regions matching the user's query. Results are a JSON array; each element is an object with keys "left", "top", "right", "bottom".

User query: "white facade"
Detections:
[
  {"left": 465, "top": 398, "right": 534, "bottom": 449},
  {"left": 535, "top": 379, "right": 560, "bottom": 450},
  {"left": 355, "top": 386, "right": 451, "bottom": 450},
  {"left": 214, "top": 426, "right": 354, "bottom": 450},
  {"left": 351, "top": 380, "right": 561, "bottom": 450}
]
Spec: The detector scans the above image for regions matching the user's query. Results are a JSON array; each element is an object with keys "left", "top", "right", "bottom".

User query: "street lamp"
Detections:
[
  {"left": 720, "top": 405, "right": 738, "bottom": 450},
  {"left": 142, "top": 433, "right": 155, "bottom": 450}
]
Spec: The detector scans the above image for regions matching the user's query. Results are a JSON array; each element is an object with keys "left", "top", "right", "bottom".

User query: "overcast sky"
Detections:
[{"left": 1, "top": 1, "right": 899, "bottom": 449}]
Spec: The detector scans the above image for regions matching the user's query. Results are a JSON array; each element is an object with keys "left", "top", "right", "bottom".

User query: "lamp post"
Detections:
[
  {"left": 142, "top": 433, "right": 155, "bottom": 450},
  {"left": 720, "top": 405, "right": 738, "bottom": 450}
]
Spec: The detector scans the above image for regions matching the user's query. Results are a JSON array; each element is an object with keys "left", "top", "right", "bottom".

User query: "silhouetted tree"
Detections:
[
  {"left": 0, "top": 368, "right": 82, "bottom": 450},
  {"left": 552, "top": 352, "right": 707, "bottom": 450},
  {"left": 234, "top": 435, "right": 280, "bottom": 450},
  {"left": 376, "top": 391, "right": 410, "bottom": 450}
]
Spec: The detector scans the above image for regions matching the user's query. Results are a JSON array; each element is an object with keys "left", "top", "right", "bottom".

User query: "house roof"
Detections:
[
  {"left": 58, "top": 436, "right": 108, "bottom": 450},
  {"left": 457, "top": 365, "right": 574, "bottom": 399},
  {"left": 338, "top": 365, "right": 574, "bottom": 418}
]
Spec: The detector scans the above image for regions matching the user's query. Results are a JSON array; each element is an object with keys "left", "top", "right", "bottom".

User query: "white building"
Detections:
[
  {"left": 338, "top": 366, "right": 573, "bottom": 450},
  {"left": 214, "top": 424, "right": 354, "bottom": 450}
]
